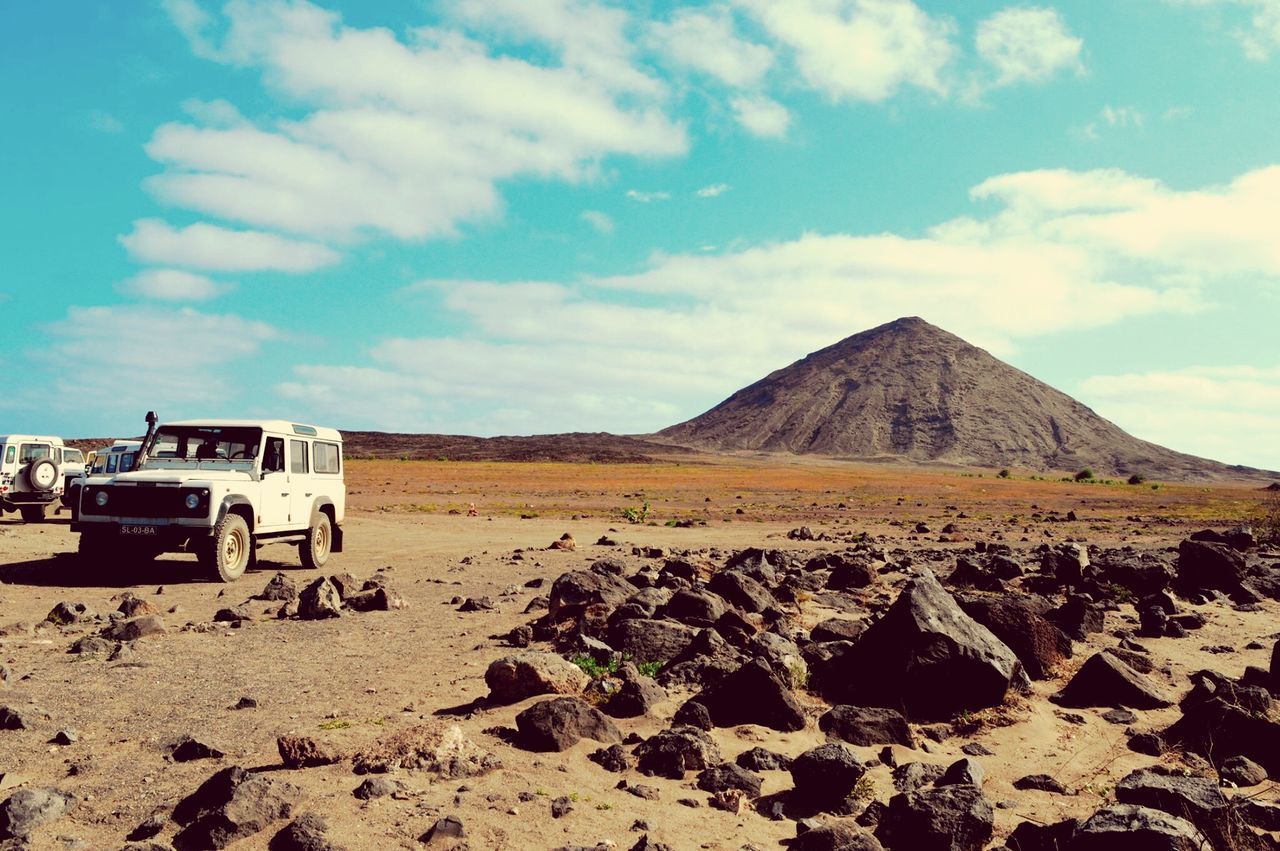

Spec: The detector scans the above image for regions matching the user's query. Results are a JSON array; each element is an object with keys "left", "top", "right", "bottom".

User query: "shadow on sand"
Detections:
[{"left": 0, "top": 552, "right": 302, "bottom": 589}]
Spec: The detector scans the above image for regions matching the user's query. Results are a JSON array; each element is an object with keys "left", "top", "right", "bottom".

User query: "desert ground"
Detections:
[{"left": 1, "top": 455, "right": 1277, "bottom": 850}]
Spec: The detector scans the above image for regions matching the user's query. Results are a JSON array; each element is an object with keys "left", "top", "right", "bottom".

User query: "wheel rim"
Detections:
[
  {"left": 315, "top": 523, "right": 330, "bottom": 559},
  {"left": 223, "top": 527, "right": 245, "bottom": 570}
]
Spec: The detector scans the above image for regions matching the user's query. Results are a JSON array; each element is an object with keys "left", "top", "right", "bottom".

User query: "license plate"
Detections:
[{"left": 120, "top": 525, "right": 158, "bottom": 536}]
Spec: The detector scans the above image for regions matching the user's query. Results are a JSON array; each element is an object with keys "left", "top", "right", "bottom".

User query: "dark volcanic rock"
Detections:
[
  {"left": 1047, "top": 595, "right": 1106, "bottom": 642},
  {"left": 1176, "top": 540, "right": 1246, "bottom": 595},
  {"left": 1053, "top": 652, "right": 1171, "bottom": 710},
  {"left": 634, "top": 726, "right": 722, "bottom": 779},
  {"left": 958, "top": 594, "right": 1072, "bottom": 680},
  {"left": 172, "top": 766, "right": 304, "bottom": 850},
  {"left": 696, "top": 763, "right": 762, "bottom": 797},
  {"left": 515, "top": 697, "right": 622, "bottom": 752},
  {"left": 1114, "top": 768, "right": 1265, "bottom": 850},
  {"left": 549, "top": 569, "right": 634, "bottom": 621},
  {"left": 737, "top": 747, "right": 793, "bottom": 772},
  {"left": 665, "top": 588, "right": 729, "bottom": 625},
  {"left": 691, "top": 659, "right": 805, "bottom": 731},
  {"left": 708, "top": 570, "right": 775, "bottom": 613},
  {"left": 813, "top": 569, "right": 1028, "bottom": 721},
  {"left": 1070, "top": 804, "right": 1208, "bottom": 850},
  {"left": 657, "top": 627, "right": 744, "bottom": 689},
  {"left": 875, "top": 784, "right": 994, "bottom": 851},
  {"left": 811, "top": 618, "right": 867, "bottom": 643},
  {"left": 268, "top": 812, "right": 348, "bottom": 851},
  {"left": 790, "top": 744, "right": 866, "bottom": 813},
  {"left": 0, "top": 787, "right": 75, "bottom": 840},
  {"left": 819, "top": 706, "right": 914, "bottom": 748},
  {"left": 298, "top": 578, "right": 342, "bottom": 620},
  {"left": 610, "top": 618, "right": 698, "bottom": 665},
  {"left": 604, "top": 662, "right": 667, "bottom": 718},
  {"left": 484, "top": 652, "right": 589, "bottom": 705},
  {"left": 791, "top": 822, "right": 885, "bottom": 851}
]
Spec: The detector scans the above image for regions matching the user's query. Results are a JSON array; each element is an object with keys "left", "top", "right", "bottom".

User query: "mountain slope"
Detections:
[{"left": 657, "top": 317, "right": 1271, "bottom": 481}]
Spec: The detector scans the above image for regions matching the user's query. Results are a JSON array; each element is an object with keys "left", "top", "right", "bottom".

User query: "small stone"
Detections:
[
  {"left": 170, "top": 735, "right": 225, "bottom": 762},
  {"left": 51, "top": 730, "right": 78, "bottom": 746},
  {"left": 550, "top": 796, "right": 574, "bottom": 818},
  {"left": 1102, "top": 708, "right": 1137, "bottom": 725},
  {"left": 353, "top": 777, "right": 402, "bottom": 800},
  {"left": 420, "top": 815, "right": 465, "bottom": 845},
  {"left": 1220, "top": 755, "right": 1267, "bottom": 787},
  {"left": 1013, "top": 774, "right": 1067, "bottom": 794}
]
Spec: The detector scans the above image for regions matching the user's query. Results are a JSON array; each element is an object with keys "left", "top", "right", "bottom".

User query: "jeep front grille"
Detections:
[{"left": 80, "top": 485, "right": 210, "bottom": 519}]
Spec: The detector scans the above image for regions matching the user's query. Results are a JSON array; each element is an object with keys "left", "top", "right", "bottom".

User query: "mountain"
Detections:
[{"left": 657, "top": 317, "right": 1272, "bottom": 481}]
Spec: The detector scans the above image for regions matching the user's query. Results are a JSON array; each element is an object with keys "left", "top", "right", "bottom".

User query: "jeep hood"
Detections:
[{"left": 103, "top": 469, "right": 254, "bottom": 485}]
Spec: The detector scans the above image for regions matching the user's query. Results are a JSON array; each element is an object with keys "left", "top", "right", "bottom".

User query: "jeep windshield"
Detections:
[{"left": 143, "top": 426, "right": 262, "bottom": 471}]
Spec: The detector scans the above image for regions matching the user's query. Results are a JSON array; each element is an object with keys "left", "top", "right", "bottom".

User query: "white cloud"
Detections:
[
  {"left": 730, "top": 94, "right": 791, "bottom": 137},
  {"left": 119, "top": 219, "right": 341, "bottom": 273},
  {"left": 180, "top": 97, "right": 248, "bottom": 127},
  {"left": 1169, "top": 0, "right": 1280, "bottom": 60},
  {"left": 649, "top": 6, "right": 774, "bottom": 88},
  {"left": 626, "top": 189, "right": 670, "bottom": 203},
  {"left": 580, "top": 210, "right": 615, "bottom": 234},
  {"left": 155, "top": 0, "right": 687, "bottom": 242},
  {"left": 696, "top": 183, "right": 732, "bottom": 198},
  {"left": 276, "top": 164, "right": 1280, "bottom": 436},
  {"left": 739, "top": 0, "right": 956, "bottom": 102},
  {"left": 38, "top": 306, "right": 279, "bottom": 421},
  {"left": 87, "top": 110, "right": 124, "bottom": 134},
  {"left": 118, "top": 268, "right": 229, "bottom": 301},
  {"left": 1079, "top": 366, "right": 1280, "bottom": 470},
  {"left": 975, "top": 6, "right": 1083, "bottom": 89}
]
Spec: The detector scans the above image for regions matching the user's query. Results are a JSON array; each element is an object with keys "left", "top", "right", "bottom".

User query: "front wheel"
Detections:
[
  {"left": 299, "top": 513, "right": 332, "bottom": 569},
  {"left": 201, "top": 513, "right": 251, "bottom": 582}
]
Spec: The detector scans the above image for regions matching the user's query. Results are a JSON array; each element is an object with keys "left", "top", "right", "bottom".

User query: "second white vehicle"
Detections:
[{"left": 73, "top": 413, "right": 345, "bottom": 581}]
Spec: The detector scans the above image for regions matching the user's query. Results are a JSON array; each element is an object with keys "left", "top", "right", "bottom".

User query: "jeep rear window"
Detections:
[
  {"left": 148, "top": 426, "right": 262, "bottom": 466},
  {"left": 20, "top": 444, "right": 50, "bottom": 463},
  {"left": 314, "top": 442, "right": 341, "bottom": 474}
]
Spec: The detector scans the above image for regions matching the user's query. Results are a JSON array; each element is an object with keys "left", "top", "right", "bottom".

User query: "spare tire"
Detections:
[{"left": 26, "top": 457, "right": 58, "bottom": 492}]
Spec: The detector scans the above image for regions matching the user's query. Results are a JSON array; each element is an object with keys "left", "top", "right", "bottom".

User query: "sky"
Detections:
[{"left": 2, "top": 0, "right": 1279, "bottom": 470}]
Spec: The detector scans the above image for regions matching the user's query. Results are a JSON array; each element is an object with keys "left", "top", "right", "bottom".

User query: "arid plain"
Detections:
[{"left": 1, "top": 454, "right": 1277, "bottom": 850}]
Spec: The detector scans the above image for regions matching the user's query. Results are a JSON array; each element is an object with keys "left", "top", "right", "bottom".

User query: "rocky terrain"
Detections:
[
  {"left": 658, "top": 317, "right": 1276, "bottom": 482},
  {"left": 1, "top": 459, "right": 1278, "bottom": 850}
]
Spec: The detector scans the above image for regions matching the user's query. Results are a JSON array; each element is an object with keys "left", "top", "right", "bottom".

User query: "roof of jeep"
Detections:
[
  {"left": 0, "top": 435, "right": 66, "bottom": 445},
  {"left": 160, "top": 420, "right": 342, "bottom": 441}
]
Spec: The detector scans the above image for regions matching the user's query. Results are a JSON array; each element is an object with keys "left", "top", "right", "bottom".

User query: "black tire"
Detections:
[
  {"left": 26, "top": 458, "right": 58, "bottom": 492},
  {"left": 299, "top": 512, "right": 332, "bottom": 569},
  {"left": 78, "top": 531, "right": 108, "bottom": 562},
  {"left": 19, "top": 504, "right": 48, "bottom": 523},
  {"left": 200, "top": 513, "right": 251, "bottom": 582},
  {"left": 67, "top": 486, "right": 81, "bottom": 521}
]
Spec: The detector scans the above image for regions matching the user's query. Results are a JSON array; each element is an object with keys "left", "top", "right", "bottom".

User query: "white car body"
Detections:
[
  {"left": 0, "top": 434, "right": 67, "bottom": 521},
  {"left": 73, "top": 419, "right": 345, "bottom": 580}
]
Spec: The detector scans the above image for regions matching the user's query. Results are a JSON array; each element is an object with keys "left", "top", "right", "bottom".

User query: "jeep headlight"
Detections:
[
  {"left": 94, "top": 490, "right": 109, "bottom": 507},
  {"left": 185, "top": 493, "right": 200, "bottom": 510}
]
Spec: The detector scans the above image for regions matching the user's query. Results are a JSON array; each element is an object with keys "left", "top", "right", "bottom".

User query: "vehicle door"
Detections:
[
  {"left": 17, "top": 443, "right": 52, "bottom": 493},
  {"left": 287, "top": 439, "right": 314, "bottom": 529},
  {"left": 257, "top": 435, "right": 291, "bottom": 531}
]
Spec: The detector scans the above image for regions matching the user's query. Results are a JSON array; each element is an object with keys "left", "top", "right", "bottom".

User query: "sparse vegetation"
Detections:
[
  {"left": 1074, "top": 468, "right": 1095, "bottom": 482},
  {"left": 318, "top": 719, "right": 352, "bottom": 730},
  {"left": 621, "top": 501, "right": 650, "bottom": 523},
  {"left": 636, "top": 661, "right": 662, "bottom": 678},
  {"left": 1254, "top": 492, "right": 1280, "bottom": 544},
  {"left": 571, "top": 654, "right": 620, "bottom": 678},
  {"left": 1127, "top": 473, "right": 1146, "bottom": 485}
]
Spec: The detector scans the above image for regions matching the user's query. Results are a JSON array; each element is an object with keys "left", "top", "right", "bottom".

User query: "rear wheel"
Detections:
[
  {"left": 200, "top": 513, "right": 251, "bottom": 582},
  {"left": 19, "top": 504, "right": 48, "bottom": 523},
  {"left": 299, "top": 512, "right": 332, "bottom": 569}
]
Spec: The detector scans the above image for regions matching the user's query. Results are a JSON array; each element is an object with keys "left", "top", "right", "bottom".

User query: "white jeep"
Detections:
[
  {"left": 73, "top": 414, "right": 345, "bottom": 581},
  {"left": 66, "top": 441, "right": 141, "bottom": 519},
  {"left": 0, "top": 435, "right": 67, "bottom": 522}
]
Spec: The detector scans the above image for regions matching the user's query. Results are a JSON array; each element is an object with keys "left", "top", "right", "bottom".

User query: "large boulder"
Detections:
[
  {"left": 1068, "top": 804, "right": 1208, "bottom": 850},
  {"left": 548, "top": 568, "right": 634, "bottom": 621},
  {"left": 1176, "top": 540, "right": 1246, "bottom": 596},
  {"left": 1162, "top": 670, "right": 1280, "bottom": 775},
  {"left": 609, "top": 618, "right": 698, "bottom": 665},
  {"left": 819, "top": 706, "right": 914, "bottom": 748},
  {"left": 484, "top": 652, "right": 589, "bottom": 704},
  {"left": 298, "top": 579, "right": 342, "bottom": 620},
  {"left": 689, "top": 659, "right": 806, "bottom": 732},
  {"left": 957, "top": 594, "right": 1072, "bottom": 680},
  {"left": 634, "top": 726, "right": 722, "bottom": 779},
  {"left": 604, "top": 662, "right": 667, "bottom": 718},
  {"left": 875, "top": 784, "right": 994, "bottom": 851},
  {"left": 1053, "top": 652, "right": 1172, "bottom": 710},
  {"left": 172, "top": 766, "right": 304, "bottom": 850},
  {"left": 665, "top": 588, "right": 729, "bottom": 625},
  {"left": 514, "top": 697, "right": 621, "bottom": 752},
  {"left": 790, "top": 744, "right": 866, "bottom": 814},
  {"left": 1114, "top": 768, "right": 1265, "bottom": 851},
  {"left": 791, "top": 822, "right": 885, "bottom": 851},
  {"left": 707, "top": 570, "right": 775, "bottom": 613},
  {"left": 813, "top": 569, "right": 1028, "bottom": 720},
  {"left": 657, "top": 628, "right": 745, "bottom": 689},
  {"left": 0, "top": 788, "right": 75, "bottom": 840}
]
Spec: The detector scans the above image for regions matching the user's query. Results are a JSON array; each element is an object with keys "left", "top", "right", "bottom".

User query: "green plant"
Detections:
[
  {"left": 1074, "top": 469, "right": 1094, "bottom": 482},
  {"left": 621, "top": 501, "right": 650, "bottom": 524},
  {"left": 318, "top": 719, "right": 352, "bottom": 730},
  {"left": 788, "top": 661, "right": 810, "bottom": 688},
  {"left": 1127, "top": 473, "right": 1146, "bottom": 485},
  {"left": 571, "top": 654, "right": 620, "bottom": 678},
  {"left": 636, "top": 661, "right": 662, "bottom": 678},
  {"left": 852, "top": 775, "right": 876, "bottom": 801}
]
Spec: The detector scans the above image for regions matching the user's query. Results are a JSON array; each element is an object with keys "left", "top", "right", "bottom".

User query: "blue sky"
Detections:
[{"left": 3, "top": 0, "right": 1279, "bottom": 470}]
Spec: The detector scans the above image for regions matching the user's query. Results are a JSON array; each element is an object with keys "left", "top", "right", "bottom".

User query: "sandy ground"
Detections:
[{"left": 1, "top": 458, "right": 1277, "bottom": 850}]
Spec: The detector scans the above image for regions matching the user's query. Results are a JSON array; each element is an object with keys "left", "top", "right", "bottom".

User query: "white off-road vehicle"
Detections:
[
  {"left": 59, "top": 447, "right": 86, "bottom": 508},
  {"left": 73, "top": 413, "right": 345, "bottom": 581},
  {"left": 0, "top": 434, "right": 67, "bottom": 522},
  {"left": 66, "top": 441, "right": 141, "bottom": 519}
]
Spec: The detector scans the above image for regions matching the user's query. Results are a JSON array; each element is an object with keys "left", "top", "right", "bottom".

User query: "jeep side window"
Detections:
[
  {"left": 3, "top": 446, "right": 13, "bottom": 465},
  {"left": 107, "top": 455, "right": 118, "bottom": 474},
  {"left": 263, "top": 438, "right": 285, "bottom": 473},
  {"left": 120, "top": 453, "right": 135, "bottom": 472},
  {"left": 289, "top": 440, "right": 308, "bottom": 474},
  {"left": 314, "top": 441, "right": 340, "bottom": 474}
]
